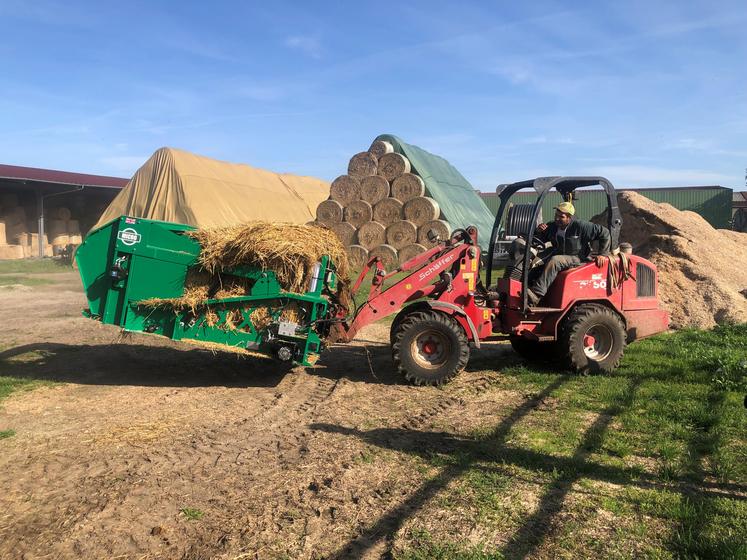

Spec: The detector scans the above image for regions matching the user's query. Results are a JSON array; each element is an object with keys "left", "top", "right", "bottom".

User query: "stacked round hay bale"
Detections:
[
  {"left": 0, "top": 194, "right": 29, "bottom": 259},
  {"left": 67, "top": 215, "right": 83, "bottom": 246},
  {"left": 46, "top": 206, "right": 83, "bottom": 254},
  {"left": 313, "top": 139, "right": 452, "bottom": 269},
  {"left": 48, "top": 211, "right": 69, "bottom": 255}
]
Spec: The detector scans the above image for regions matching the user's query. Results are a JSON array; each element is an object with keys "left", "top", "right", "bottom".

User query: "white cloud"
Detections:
[
  {"left": 99, "top": 155, "right": 148, "bottom": 175},
  {"left": 284, "top": 35, "right": 323, "bottom": 59},
  {"left": 409, "top": 133, "right": 474, "bottom": 153},
  {"left": 586, "top": 165, "right": 733, "bottom": 186},
  {"left": 666, "top": 138, "right": 747, "bottom": 158}
]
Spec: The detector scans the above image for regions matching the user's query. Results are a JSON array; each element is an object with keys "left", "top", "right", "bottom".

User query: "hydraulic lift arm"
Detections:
[{"left": 339, "top": 229, "right": 478, "bottom": 342}]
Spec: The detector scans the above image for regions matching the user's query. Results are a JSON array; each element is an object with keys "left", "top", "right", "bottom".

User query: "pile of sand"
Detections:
[{"left": 605, "top": 191, "right": 747, "bottom": 329}]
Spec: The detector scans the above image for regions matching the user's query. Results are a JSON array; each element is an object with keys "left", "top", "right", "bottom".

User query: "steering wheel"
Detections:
[{"left": 530, "top": 234, "right": 546, "bottom": 252}]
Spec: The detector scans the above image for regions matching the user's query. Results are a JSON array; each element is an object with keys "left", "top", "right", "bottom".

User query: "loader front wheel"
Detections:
[
  {"left": 392, "top": 310, "right": 470, "bottom": 386},
  {"left": 560, "top": 303, "right": 626, "bottom": 375}
]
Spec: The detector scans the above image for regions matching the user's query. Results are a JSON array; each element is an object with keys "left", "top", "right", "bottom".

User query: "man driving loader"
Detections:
[{"left": 526, "top": 201, "right": 610, "bottom": 304}]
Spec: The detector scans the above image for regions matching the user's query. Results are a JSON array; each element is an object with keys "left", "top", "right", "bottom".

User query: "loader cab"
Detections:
[{"left": 486, "top": 176, "right": 622, "bottom": 312}]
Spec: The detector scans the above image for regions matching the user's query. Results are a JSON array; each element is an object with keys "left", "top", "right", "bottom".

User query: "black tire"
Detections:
[
  {"left": 389, "top": 306, "right": 423, "bottom": 346},
  {"left": 392, "top": 310, "right": 470, "bottom": 386},
  {"left": 560, "top": 303, "right": 626, "bottom": 374},
  {"left": 509, "top": 336, "right": 560, "bottom": 363}
]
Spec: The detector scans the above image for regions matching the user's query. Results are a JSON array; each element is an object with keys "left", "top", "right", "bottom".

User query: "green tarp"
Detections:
[{"left": 376, "top": 134, "right": 495, "bottom": 251}]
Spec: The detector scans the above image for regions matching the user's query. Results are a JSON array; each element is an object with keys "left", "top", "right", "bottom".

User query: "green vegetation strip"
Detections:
[
  {"left": 1, "top": 344, "right": 57, "bottom": 439},
  {"left": 393, "top": 324, "right": 747, "bottom": 559},
  {"left": 0, "top": 259, "right": 72, "bottom": 274},
  {"left": 0, "top": 275, "right": 57, "bottom": 287},
  {"left": 180, "top": 507, "right": 205, "bottom": 521}
]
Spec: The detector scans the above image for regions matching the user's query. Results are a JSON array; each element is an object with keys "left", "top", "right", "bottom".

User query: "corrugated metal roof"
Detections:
[
  {"left": 479, "top": 185, "right": 730, "bottom": 198},
  {"left": 0, "top": 163, "right": 128, "bottom": 189},
  {"left": 480, "top": 185, "right": 733, "bottom": 228}
]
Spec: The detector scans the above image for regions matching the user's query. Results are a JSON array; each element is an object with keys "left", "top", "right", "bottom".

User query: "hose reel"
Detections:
[
  {"left": 505, "top": 203, "right": 542, "bottom": 237},
  {"left": 492, "top": 203, "right": 544, "bottom": 273}
]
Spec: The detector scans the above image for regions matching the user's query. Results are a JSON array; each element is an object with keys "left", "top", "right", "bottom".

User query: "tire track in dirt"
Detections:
[
  {"left": 47, "top": 373, "right": 340, "bottom": 558},
  {"left": 141, "top": 372, "right": 341, "bottom": 473},
  {"left": 0, "top": 359, "right": 344, "bottom": 560},
  {"left": 399, "top": 374, "right": 496, "bottom": 430}
]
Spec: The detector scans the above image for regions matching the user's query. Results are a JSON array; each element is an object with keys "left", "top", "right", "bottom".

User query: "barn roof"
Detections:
[{"left": 0, "top": 163, "right": 128, "bottom": 189}]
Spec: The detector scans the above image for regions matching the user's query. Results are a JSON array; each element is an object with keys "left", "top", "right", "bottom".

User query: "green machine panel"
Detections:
[{"left": 76, "top": 216, "right": 338, "bottom": 366}]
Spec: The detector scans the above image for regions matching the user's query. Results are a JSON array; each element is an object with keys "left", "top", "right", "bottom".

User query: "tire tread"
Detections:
[
  {"left": 392, "top": 310, "right": 469, "bottom": 385},
  {"left": 560, "top": 303, "right": 626, "bottom": 375}
]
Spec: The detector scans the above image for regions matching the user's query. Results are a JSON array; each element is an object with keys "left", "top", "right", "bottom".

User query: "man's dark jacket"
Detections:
[{"left": 539, "top": 219, "right": 610, "bottom": 260}]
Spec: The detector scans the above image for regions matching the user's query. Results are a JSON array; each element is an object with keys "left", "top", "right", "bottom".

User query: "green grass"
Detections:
[
  {"left": 179, "top": 507, "right": 205, "bottom": 521},
  {"left": 394, "top": 324, "right": 747, "bottom": 559},
  {"left": 0, "top": 275, "right": 57, "bottom": 287},
  {"left": 397, "top": 528, "right": 503, "bottom": 560},
  {"left": 0, "top": 375, "right": 49, "bottom": 404},
  {"left": 0, "top": 258, "right": 72, "bottom": 274},
  {"left": 0, "top": 370, "right": 49, "bottom": 441},
  {"left": 1, "top": 346, "right": 57, "bottom": 409}
]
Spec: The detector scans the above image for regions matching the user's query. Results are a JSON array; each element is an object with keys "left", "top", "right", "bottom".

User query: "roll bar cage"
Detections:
[{"left": 486, "top": 176, "right": 622, "bottom": 312}]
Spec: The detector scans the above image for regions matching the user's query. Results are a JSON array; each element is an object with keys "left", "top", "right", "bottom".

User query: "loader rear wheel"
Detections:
[
  {"left": 392, "top": 310, "right": 469, "bottom": 386},
  {"left": 560, "top": 303, "right": 626, "bottom": 375}
]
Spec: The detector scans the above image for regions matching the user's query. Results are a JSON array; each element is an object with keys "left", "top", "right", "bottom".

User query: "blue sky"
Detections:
[{"left": 1, "top": 0, "right": 745, "bottom": 191}]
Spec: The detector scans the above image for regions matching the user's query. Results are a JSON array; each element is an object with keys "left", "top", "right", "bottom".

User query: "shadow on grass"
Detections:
[
  {"left": 312, "top": 371, "right": 746, "bottom": 559},
  {"left": 666, "top": 388, "right": 747, "bottom": 558},
  {"left": 312, "top": 375, "right": 571, "bottom": 559}
]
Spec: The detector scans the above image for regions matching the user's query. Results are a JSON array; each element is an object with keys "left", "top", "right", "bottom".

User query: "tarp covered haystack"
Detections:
[
  {"left": 94, "top": 147, "right": 329, "bottom": 230},
  {"left": 594, "top": 191, "right": 747, "bottom": 329},
  {"left": 375, "top": 134, "right": 496, "bottom": 251},
  {"left": 314, "top": 134, "right": 497, "bottom": 269}
]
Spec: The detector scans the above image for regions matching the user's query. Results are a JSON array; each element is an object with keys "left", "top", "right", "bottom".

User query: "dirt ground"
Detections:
[{"left": 0, "top": 272, "right": 519, "bottom": 560}]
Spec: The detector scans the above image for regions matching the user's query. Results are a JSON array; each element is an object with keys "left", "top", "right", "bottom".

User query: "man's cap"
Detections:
[{"left": 554, "top": 201, "right": 575, "bottom": 216}]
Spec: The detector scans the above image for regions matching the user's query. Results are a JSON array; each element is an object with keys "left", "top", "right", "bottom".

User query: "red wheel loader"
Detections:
[
  {"left": 334, "top": 176, "right": 669, "bottom": 384},
  {"left": 77, "top": 176, "right": 668, "bottom": 385}
]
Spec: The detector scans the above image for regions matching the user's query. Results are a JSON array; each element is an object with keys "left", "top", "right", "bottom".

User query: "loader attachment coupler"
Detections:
[{"left": 76, "top": 216, "right": 335, "bottom": 366}]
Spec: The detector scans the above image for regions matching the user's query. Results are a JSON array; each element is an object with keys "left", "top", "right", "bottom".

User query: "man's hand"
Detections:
[
  {"left": 537, "top": 223, "right": 548, "bottom": 233},
  {"left": 595, "top": 255, "right": 606, "bottom": 267}
]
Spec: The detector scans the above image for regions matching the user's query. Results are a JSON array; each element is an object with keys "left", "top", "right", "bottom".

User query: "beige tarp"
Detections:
[{"left": 94, "top": 147, "right": 329, "bottom": 230}]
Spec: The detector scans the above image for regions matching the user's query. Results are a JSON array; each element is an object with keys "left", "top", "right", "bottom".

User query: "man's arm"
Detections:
[
  {"left": 594, "top": 223, "right": 611, "bottom": 254},
  {"left": 580, "top": 221, "right": 610, "bottom": 266},
  {"left": 536, "top": 222, "right": 551, "bottom": 239}
]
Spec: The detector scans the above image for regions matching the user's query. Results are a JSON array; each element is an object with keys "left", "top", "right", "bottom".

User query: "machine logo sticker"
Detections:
[
  {"left": 417, "top": 254, "right": 456, "bottom": 282},
  {"left": 574, "top": 278, "right": 607, "bottom": 290},
  {"left": 118, "top": 228, "right": 142, "bottom": 246}
]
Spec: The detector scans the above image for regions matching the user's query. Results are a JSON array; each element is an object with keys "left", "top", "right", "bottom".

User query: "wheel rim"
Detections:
[
  {"left": 411, "top": 329, "right": 451, "bottom": 369},
  {"left": 583, "top": 324, "right": 614, "bottom": 360}
]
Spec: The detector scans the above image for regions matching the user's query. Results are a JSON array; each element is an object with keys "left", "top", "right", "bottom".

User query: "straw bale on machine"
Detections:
[{"left": 139, "top": 222, "right": 351, "bottom": 332}]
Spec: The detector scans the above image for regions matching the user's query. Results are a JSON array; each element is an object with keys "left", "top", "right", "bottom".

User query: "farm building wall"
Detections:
[
  {"left": 0, "top": 167, "right": 126, "bottom": 259},
  {"left": 480, "top": 185, "right": 733, "bottom": 229}
]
